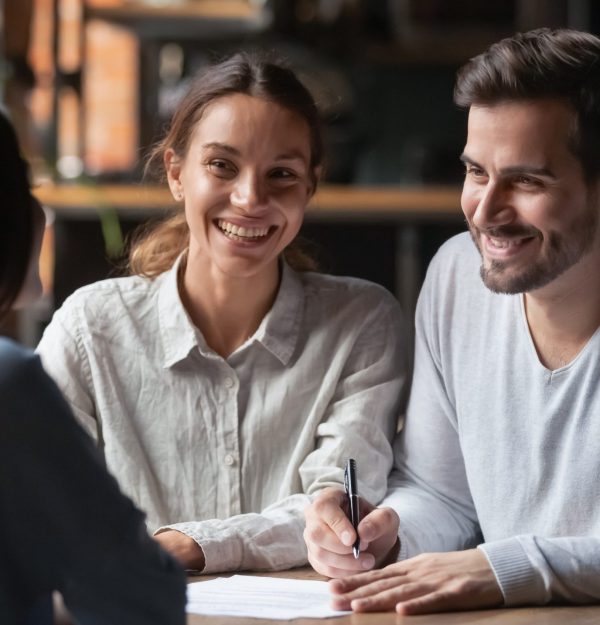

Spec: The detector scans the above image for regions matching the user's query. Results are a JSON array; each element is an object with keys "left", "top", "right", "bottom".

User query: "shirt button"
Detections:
[
  {"left": 224, "top": 377, "right": 234, "bottom": 388},
  {"left": 224, "top": 454, "right": 235, "bottom": 466}
]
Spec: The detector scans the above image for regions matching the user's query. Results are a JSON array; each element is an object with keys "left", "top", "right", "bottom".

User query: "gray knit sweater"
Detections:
[{"left": 384, "top": 232, "right": 600, "bottom": 606}]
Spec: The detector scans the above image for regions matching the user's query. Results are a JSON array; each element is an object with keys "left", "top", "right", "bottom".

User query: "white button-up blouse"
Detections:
[{"left": 37, "top": 257, "right": 406, "bottom": 573}]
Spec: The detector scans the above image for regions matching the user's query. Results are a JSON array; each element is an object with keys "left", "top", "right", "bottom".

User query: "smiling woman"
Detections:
[{"left": 37, "top": 53, "right": 407, "bottom": 576}]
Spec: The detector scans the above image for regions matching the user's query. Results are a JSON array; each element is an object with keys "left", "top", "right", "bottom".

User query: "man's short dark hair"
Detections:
[{"left": 454, "top": 28, "right": 600, "bottom": 182}]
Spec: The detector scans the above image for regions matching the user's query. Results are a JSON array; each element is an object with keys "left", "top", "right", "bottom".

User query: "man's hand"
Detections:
[
  {"left": 304, "top": 487, "right": 400, "bottom": 578},
  {"left": 154, "top": 529, "right": 206, "bottom": 570},
  {"left": 329, "top": 548, "right": 503, "bottom": 614}
]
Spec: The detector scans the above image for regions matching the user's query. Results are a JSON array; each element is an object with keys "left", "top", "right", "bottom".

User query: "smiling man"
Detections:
[{"left": 304, "top": 28, "right": 600, "bottom": 613}]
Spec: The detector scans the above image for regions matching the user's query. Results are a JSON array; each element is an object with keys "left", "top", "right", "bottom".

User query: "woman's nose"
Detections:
[{"left": 230, "top": 172, "right": 266, "bottom": 213}]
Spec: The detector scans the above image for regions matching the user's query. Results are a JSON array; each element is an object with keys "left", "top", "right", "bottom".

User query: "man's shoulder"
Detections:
[
  {"left": 424, "top": 232, "right": 482, "bottom": 290},
  {"left": 417, "top": 231, "right": 492, "bottom": 321},
  {"left": 431, "top": 231, "right": 480, "bottom": 270}
]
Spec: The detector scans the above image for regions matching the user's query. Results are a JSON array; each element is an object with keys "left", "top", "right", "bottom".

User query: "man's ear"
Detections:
[{"left": 165, "top": 148, "right": 184, "bottom": 201}]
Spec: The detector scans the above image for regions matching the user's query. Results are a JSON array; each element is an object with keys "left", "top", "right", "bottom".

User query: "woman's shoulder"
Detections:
[
  {"left": 54, "top": 273, "right": 162, "bottom": 323},
  {"left": 64, "top": 274, "right": 155, "bottom": 304},
  {"left": 294, "top": 271, "right": 402, "bottom": 327},
  {"left": 299, "top": 271, "right": 399, "bottom": 308}
]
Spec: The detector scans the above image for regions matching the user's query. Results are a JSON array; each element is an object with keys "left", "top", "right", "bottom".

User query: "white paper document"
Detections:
[{"left": 186, "top": 574, "right": 351, "bottom": 620}]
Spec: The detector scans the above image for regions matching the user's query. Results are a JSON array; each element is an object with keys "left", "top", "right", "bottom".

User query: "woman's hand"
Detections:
[
  {"left": 304, "top": 487, "right": 400, "bottom": 578},
  {"left": 330, "top": 549, "right": 503, "bottom": 614},
  {"left": 154, "top": 529, "right": 206, "bottom": 570}
]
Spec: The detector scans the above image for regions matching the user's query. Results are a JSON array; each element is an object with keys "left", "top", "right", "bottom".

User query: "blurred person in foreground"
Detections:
[
  {"left": 304, "top": 27, "right": 600, "bottom": 614},
  {"left": 0, "top": 109, "right": 186, "bottom": 625}
]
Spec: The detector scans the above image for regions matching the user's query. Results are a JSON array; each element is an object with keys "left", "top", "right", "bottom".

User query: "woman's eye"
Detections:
[
  {"left": 270, "top": 168, "right": 297, "bottom": 181},
  {"left": 207, "top": 160, "right": 236, "bottom": 176}
]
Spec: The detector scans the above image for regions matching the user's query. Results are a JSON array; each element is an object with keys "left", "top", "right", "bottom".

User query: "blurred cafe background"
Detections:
[{"left": 1, "top": 0, "right": 599, "bottom": 349}]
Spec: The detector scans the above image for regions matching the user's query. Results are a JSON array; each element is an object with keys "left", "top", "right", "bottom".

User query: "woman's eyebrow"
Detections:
[{"left": 202, "top": 142, "right": 240, "bottom": 155}]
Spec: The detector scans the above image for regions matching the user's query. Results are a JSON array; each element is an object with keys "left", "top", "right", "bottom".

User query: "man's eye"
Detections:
[
  {"left": 466, "top": 166, "right": 485, "bottom": 178},
  {"left": 517, "top": 176, "right": 535, "bottom": 185}
]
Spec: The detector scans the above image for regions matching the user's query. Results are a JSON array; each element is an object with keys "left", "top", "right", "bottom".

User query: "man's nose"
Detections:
[{"left": 471, "top": 181, "right": 514, "bottom": 230}]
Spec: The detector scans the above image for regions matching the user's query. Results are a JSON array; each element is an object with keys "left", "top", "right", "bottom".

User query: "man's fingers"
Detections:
[
  {"left": 308, "top": 488, "right": 356, "bottom": 545},
  {"left": 330, "top": 564, "right": 404, "bottom": 594},
  {"left": 357, "top": 506, "right": 399, "bottom": 543},
  {"left": 333, "top": 580, "right": 434, "bottom": 613},
  {"left": 396, "top": 590, "right": 453, "bottom": 615},
  {"left": 331, "top": 550, "right": 505, "bottom": 614},
  {"left": 306, "top": 540, "right": 375, "bottom": 577},
  {"left": 333, "top": 590, "right": 400, "bottom": 613},
  {"left": 303, "top": 524, "right": 351, "bottom": 556}
]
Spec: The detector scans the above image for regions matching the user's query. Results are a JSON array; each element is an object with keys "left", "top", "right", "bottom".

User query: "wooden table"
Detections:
[{"left": 186, "top": 568, "right": 600, "bottom": 625}]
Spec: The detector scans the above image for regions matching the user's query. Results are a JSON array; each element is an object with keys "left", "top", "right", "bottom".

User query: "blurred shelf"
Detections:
[
  {"left": 34, "top": 183, "right": 464, "bottom": 221},
  {"left": 86, "top": 0, "right": 269, "bottom": 38}
]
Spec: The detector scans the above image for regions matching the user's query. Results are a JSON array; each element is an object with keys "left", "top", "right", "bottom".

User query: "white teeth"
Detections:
[
  {"left": 488, "top": 237, "right": 526, "bottom": 249},
  {"left": 217, "top": 219, "right": 269, "bottom": 239}
]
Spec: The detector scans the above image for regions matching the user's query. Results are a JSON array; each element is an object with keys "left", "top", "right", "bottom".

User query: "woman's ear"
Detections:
[{"left": 165, "top": 149, "right": 184, "bottom": 201}]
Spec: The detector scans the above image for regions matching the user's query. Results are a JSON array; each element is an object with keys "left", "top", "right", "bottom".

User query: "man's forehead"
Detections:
[
  {"left": 467, "top": 99, "right": 576, "bottom": 131},
  {"left": 463, "top": 99, "right": 578, "bottom": 163}
]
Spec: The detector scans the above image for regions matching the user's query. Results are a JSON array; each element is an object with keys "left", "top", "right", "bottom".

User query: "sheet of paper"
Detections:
[{"left": 186, "top": 574, "right": 351, "bottom": 620}]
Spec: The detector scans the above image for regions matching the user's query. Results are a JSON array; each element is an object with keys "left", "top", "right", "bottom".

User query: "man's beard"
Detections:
[{"left": 469, "top": 205, "right": 599, "bottom": 295}]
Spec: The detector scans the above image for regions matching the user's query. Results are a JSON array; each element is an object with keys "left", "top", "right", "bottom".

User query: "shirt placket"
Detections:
[{"left": 219, "top": 366, "right": 241, "bottom": 517}]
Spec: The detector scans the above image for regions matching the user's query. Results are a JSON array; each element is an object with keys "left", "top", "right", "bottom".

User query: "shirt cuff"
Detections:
[
  {"left": 156, "top": 521, "right": 243, "bottom": 575},
  {"left": 478, "top": 538, "right": 540, "bottom": 606}
]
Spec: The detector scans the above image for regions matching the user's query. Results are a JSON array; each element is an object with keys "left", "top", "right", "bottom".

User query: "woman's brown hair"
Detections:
[{"left": 129, "top": 52, "right": 324, "bottom": 277}]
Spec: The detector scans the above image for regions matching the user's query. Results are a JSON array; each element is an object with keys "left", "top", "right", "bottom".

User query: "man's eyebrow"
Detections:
[
  {"left": 459, "top": 153, "right": 477, "bottom": 166},
  {"left": 459, "top": 153, "right": 557, "bottom": 178}
]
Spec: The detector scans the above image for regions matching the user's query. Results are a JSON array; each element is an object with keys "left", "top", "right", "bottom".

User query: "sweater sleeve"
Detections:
[
  {"left": 479, "top": 535, "right": 600, "bottom": 606},
  {"left": 381, "top": 252, "right": 482, "bottom": 560},
  {"left": 0, "top": 346, "right": 186, "bottom": 625},
  {"left": 159, "top": 292, "right": 406, "bottom": 573}
]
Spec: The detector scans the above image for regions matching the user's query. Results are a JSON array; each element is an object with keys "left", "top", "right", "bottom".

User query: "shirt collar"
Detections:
[
  {"left": 157, "top": 254, "right": 305, "bottom": 368},
  {"left": 157, "top": 253, "right": 201, "bottom": 368},
  {"left": 252, "top": 261, "right": 305, "bottom": 366}
]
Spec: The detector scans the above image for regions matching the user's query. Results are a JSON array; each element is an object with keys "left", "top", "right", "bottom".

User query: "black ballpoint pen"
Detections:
[{"left": 344, "top": 458, "right": 360, "bottom": 558}]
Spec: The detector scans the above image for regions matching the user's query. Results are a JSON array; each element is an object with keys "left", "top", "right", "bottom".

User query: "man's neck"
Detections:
[{"left": 524, "top": 250, "right": 600, "bottom": 370}]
